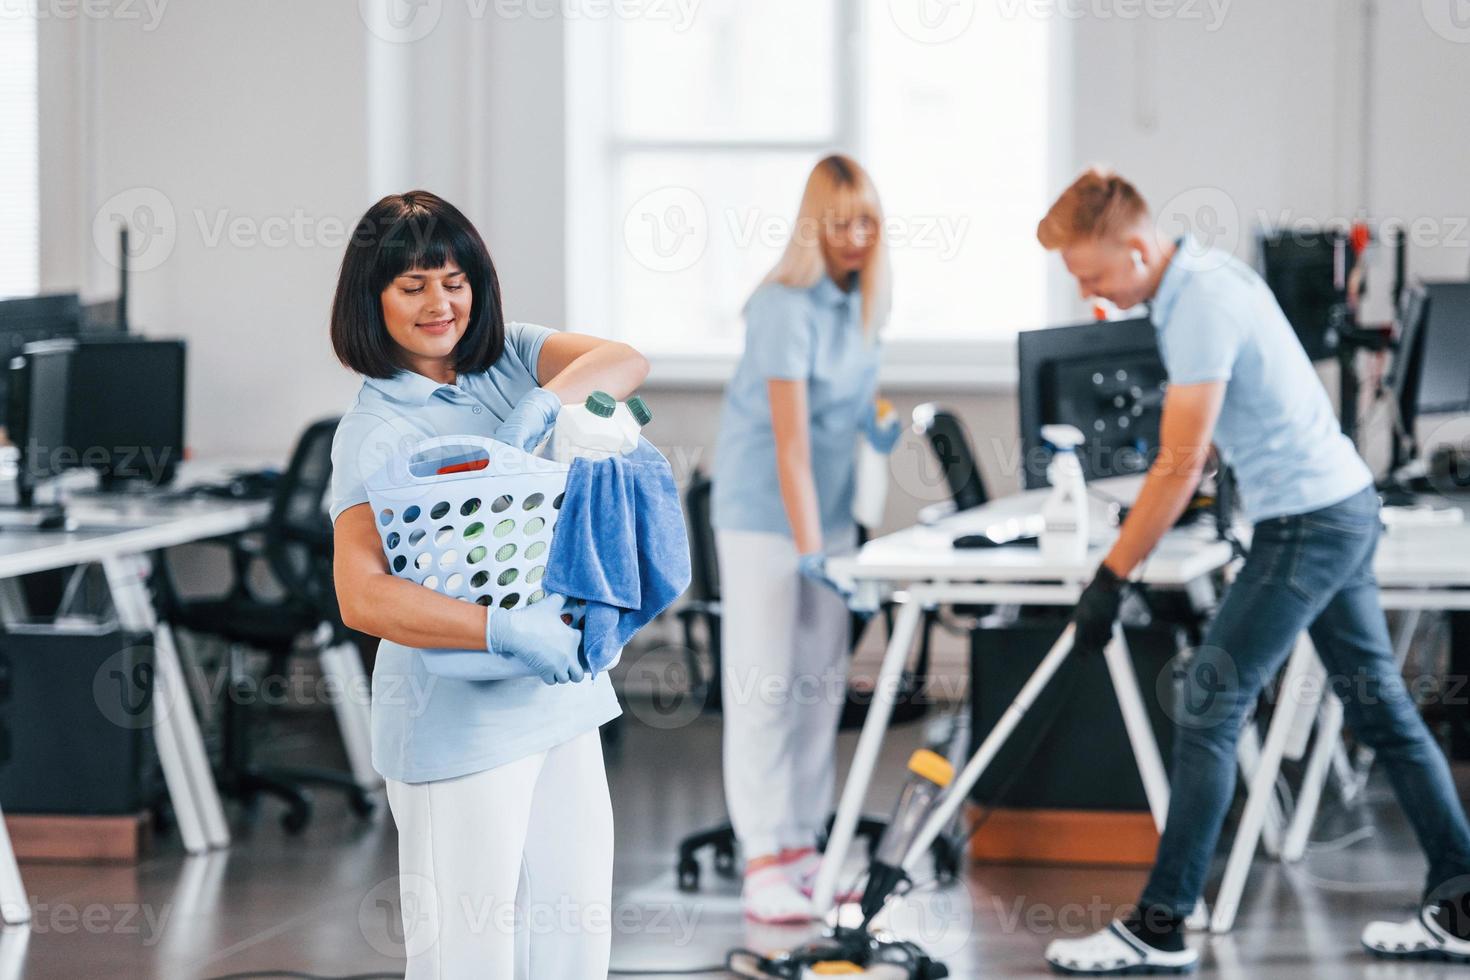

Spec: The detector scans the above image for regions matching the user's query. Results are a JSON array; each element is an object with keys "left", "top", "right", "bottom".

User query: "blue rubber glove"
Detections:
[
  {"left": 798, "top": 551, "right": 849, "bottom": 600},
  {"left": 485, "top": 593, "right": 585, "bottom": 684},
  {"left": 494, "top": 387, "right": 562, "bottom": 453},
  {"left": 861, "top": 403, "right": 902, "bottom": 454}
]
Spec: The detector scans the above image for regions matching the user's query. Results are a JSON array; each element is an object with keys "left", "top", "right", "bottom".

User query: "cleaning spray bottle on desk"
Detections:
[{"left": 1039, "top": 423, "right": 1088, "bottom": 566}]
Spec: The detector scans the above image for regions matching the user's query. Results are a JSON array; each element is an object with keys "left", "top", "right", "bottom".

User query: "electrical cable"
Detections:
[
  {"left": 1303, "top": 825, "right": 1376, "bottom": 855},
  {"left": 607, "top": 965, "right": 732, "bottom": 976}
]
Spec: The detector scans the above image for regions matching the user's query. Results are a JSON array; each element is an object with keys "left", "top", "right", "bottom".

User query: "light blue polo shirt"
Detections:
[
  {"left": 1149, "top": 237, "right": 1372, "bottom": 523},
  {"left": 328, "top": 321, "right": 621, "bottom": 784},
  {"left": 712, "top": 275, "right": 881, "bottom": 540}
]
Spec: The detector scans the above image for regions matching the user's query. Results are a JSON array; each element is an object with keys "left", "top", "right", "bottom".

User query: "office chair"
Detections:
[
  {"left": 911, "top": 402, "right": 988, "bottom": 514},
  {"left": 153, "top": 417, "right": 377, "bottom": 833},
  {"left": 673, "top": 470, "right": 947, "bottom": 892},
  {"left": 911, "top": 401, "right": 999, "bottom": 636}
]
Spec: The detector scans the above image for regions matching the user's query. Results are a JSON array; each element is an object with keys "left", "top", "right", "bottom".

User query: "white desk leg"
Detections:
[
  {"left": 1101, "top": 623, "right": 1171, "bottom": 831},
  {"left": 1282, "top": 693, "right": 1344, "bottom": 862},
  {"left": 102, "top": 555, "right": 230, "bottom": 852},
  {"left": 1236, "top": 723, "right": 1286, "bottom": 858},
  {"left": 318, "top": 639, "right": 380, "bottom": 789},
  {"left": 0, "top": 926, "right": 28, "bottom": 978},
  {"left": 1284, "top": 657, "right": 1326, "bottom": 762},
  {"left": 1210, "top": 634, "right": 1318, "bottom": 933},
  {"left": 810, "top": 597, "right": 924, "bottom": 915},
  {"left": 0, "top": 803, "right": 29, "bottom": 926},
  {"left": 0, "top": 580, "right": 27, "bottom": 623}
]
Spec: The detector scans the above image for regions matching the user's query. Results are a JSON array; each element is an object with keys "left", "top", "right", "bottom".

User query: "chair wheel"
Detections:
[
  {"left": 713, "top": 843, "right": 738, "bottom": 878},
  {"left": 280, "top": 803, "right": 311, "bottom": 834},
  {"left": 677, "top": 858, "right": 700, "bottom": 892},
  {"left": 348, "top": 789, "right": 377, "bottom": 818}
]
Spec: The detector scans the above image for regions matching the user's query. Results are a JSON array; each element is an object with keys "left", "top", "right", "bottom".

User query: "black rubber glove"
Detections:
[{"left": 1071, "top": 563, "right": 1125, "bottom": 655}]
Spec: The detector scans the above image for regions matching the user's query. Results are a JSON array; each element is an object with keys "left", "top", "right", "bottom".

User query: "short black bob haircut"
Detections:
[{"left": 330, "top": 190, "right": 505, "bottom": 379}]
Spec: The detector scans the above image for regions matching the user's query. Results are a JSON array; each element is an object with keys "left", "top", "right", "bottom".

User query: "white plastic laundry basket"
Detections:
[{"left": 364, "top": 434, "right": 573, "bottom": 614}]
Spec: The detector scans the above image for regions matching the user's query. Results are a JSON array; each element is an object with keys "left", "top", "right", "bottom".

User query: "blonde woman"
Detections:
[{"left": 711, "top": 154, "right": 899, "bottom": 923}]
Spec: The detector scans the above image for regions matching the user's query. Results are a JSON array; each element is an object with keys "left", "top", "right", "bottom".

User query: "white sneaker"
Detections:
[
  {"left": 1044, "top": 920, "right": 1199, "bottom": 975},
  {"left": 1363, "top": 905, "right": 1470, "bottom": 962},
  {"left": 741, "top": 864, "right": 816, "bottom": 925}
]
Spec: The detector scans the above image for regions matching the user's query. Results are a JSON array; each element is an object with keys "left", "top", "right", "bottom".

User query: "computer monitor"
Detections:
[
  {"left": 7, "top": 341, "right": 74, "bottom": 507},
  {"left": 1389, "top": 280, "right": 1470, "bottom": 468},
  {"left": 1411, "top": 282, "right": 1470, "bottom": 415},
  {"left": 1256, "top": 230, "right": 1352, "bottom": 362},
  {"left": 1017, "top": 317, "right": 1167, "bottom": 489},
  {"left": 0, "top": 294, "right": 82, "bottom": 429},
  {"left": 9, "top": 337, "right": 186, "bottom": 499}
]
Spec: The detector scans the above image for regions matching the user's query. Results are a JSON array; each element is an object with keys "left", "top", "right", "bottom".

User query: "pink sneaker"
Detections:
[{"left": 741, "top": 864, "right": 816, "bottom": 925}]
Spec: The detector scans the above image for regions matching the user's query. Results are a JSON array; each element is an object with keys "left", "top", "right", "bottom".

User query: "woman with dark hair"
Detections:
[{"left": 328, "top": 190, "right": 647, "bottom": 977}]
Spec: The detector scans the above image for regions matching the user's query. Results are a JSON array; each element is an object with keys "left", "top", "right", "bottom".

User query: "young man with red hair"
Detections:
[{"left": 1037, "top": 168, "right": 1470, "bottom": 974}]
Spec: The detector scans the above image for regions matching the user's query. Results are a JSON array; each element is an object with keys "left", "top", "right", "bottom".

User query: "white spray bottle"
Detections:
[{"left": 1039, "top": 423, "right": 1089, "bottom": 566}]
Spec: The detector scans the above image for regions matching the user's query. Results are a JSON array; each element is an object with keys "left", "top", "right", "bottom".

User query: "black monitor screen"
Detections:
[
  {"left": 67, "top": 338, "right": 186, "bottom": 486},
  {"left": 1017, "top": 317, "right": 1167, "bottom": 489},
  {"left": 1257, "top": 231, "right": 1347, "bottom": 362},
  {"left": 1415, "top": 282, "right": 1470, "bottom": 415},
  {"left": 0, "top": 294, "right": 81, "bottom": 426},
  {"left": 20, "top": 344, "right": 74, "bottom": 485}
]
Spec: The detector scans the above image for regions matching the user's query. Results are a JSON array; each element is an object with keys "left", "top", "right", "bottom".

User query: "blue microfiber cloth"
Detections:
[{"left": 544, "top": 438, "right": 692, "bottom": 676}]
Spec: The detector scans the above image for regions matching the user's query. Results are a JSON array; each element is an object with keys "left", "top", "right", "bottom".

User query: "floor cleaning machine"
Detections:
[
  {"left": 724, "top": 622, "right": 1098, "bottom": 979},
  {"left": 726, "top": 749, "right": 956, "bottom": 979}
]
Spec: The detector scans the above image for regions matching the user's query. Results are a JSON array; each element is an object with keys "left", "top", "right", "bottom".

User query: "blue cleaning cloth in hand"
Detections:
[{"left": 543, "top": 438, "right": 692, "bottom": 676}]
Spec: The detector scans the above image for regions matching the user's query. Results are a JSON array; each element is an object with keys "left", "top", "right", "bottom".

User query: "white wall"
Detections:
[{"left": 36, "top": 0, "right": 1470, "bottom": 486}]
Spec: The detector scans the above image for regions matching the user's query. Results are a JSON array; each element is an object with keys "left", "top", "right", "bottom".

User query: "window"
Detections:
[
  {"left": 0, "top": 12, "right": 40, "bottom": 299},
  {"left": 568, "top": 2, "right": 1057, "bottom": 376}
]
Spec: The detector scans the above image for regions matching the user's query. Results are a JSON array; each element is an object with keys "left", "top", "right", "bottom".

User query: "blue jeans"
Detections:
[{"left": 1140, "top": 486, "right": 1470, "bottom": 917}]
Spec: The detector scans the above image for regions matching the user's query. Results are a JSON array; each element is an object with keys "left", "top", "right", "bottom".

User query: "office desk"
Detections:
[
  {"left": 809, "top": 480, "right": 1235, "bottom": 914},
  {"left": 0, "top": 478, "right": 269, "bottom": 926}
]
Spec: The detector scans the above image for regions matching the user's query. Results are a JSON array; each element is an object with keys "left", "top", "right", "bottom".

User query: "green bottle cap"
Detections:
[
  {"left": 626, "top": 395, "right": 652, "bottom": 427},
  {"left": 585, "top": 391, "right": 615, "bottom": 418}
]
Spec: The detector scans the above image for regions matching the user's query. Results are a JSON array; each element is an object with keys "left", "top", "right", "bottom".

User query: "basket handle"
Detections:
[
  {"left": 398, "top": 435, "right": 505, "bottom": 484},
  {"left": 376, "top": 434, "right": 566, "bottom": 490}
]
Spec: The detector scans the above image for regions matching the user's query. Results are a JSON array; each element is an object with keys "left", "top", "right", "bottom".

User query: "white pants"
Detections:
[
  {"left": 384, "top": 728, "right": 613, "bottom": 979},
  {"left": 717, "top": 529, "right": 852, "bottom": 859}
]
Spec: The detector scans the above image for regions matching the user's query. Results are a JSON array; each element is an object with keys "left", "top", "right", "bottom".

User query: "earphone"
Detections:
[{"left": 1131, "top": 249, "right": 1147, "bottom": 275}]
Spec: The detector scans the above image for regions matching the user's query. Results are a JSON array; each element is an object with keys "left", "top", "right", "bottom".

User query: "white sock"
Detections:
[{"left": 741, "top": 864, "right": 816, "bottom": 924}]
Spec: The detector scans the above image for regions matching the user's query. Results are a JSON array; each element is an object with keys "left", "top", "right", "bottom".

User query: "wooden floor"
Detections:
[{"left": 8, "top": 694, "right": 1468, "bottom": 979}]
